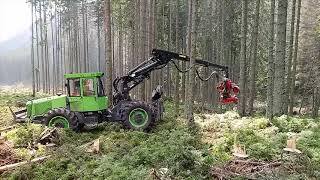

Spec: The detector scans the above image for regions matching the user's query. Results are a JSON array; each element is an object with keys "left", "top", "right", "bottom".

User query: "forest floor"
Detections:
[{"left": 0, "top": 88, "right": 319, "bottom": 179}]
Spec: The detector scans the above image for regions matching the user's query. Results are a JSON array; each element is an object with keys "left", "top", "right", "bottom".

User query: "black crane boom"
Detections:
[{"left": 112, "top": 49, "right": 230, "bottom": 104}]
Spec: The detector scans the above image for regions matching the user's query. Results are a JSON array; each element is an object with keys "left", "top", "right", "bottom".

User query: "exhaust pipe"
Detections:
[{"left": 8, "top": 107, "right": 27, "bottom": 123}]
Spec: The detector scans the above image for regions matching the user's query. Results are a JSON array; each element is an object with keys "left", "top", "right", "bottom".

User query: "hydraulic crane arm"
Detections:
[{"left": 112, "top": 49, "right": 230, "bottom": 104}]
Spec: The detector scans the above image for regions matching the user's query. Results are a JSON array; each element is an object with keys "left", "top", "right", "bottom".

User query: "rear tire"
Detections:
[
  {"left": 119, "top": 101, "right": 155, "bottom": 131},
  {"left": 44, "top": 108, "right": 81, "bottom": 132}
]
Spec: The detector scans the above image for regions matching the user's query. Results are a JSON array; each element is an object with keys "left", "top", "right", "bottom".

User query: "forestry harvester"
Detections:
[{"left": 10, "top": 49, "right": 239, "bottom": 131}]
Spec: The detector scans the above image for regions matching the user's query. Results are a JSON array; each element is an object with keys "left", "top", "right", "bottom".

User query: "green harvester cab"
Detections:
[{"left": 11, "top": 71, "right": 163, "bottom": 131}]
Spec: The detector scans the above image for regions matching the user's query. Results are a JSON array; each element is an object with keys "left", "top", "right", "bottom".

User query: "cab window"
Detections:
[
  {"left": 83, "top": 79, "right": 95, "bottom": 96},
  {"left": 97, "top": 78, "right": 105, "bottom": 97},
  {"left": 69, "top": 79, "right": 80, "bottom": 97}
]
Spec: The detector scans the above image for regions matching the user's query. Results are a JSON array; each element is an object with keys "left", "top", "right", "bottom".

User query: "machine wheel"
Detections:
[
  {"left": 44, "top": 108, "right": 81, "bottom": 132},
  {"left": 119, "top": 101, "right": 155, "bottom": 131}
]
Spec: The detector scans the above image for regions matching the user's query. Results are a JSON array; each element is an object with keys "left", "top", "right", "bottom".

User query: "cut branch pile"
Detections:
[
  {"left": 37, "top": 127, "right": 60, "bottom": 145},
  {"left": 211, "top": 159, "right": 282, "bottom": 179}
]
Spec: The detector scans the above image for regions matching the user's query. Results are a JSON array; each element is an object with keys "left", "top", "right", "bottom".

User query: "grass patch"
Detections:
[
  {"left": 2, "top": 102, "right": 214, "bottom": 180},
  {"left": 1, "top": 89, "right": 320, "bottom": 179}
]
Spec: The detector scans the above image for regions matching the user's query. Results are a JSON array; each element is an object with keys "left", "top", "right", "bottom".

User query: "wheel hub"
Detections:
[
  {"left": 48, "top": 116, "right": 70, "bottom": 128},
  {"left": 129, "top": 108, "right": 148, "bottom": 128}
]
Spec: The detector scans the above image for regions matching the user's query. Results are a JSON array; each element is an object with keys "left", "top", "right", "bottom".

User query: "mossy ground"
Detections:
[{"left": 0, "top": 90, "right": 320, "bottom": 179}]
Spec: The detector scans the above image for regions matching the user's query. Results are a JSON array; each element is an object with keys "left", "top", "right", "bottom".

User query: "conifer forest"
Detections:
[{"left": 0, "top": 0, "right": 320, "bottom": 179}]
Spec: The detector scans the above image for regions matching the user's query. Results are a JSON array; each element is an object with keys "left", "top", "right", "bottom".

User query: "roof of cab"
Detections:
[{"left": 64, "top": 72, "right": 104, "bottom": 79}]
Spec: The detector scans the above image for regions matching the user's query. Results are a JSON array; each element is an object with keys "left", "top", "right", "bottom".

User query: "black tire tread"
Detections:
[
  {"left": 43, "top": 108, "right": 80, "bottom": 132},
  {"left": 119, "top": 100, "right": 156, "bottom": 131}
]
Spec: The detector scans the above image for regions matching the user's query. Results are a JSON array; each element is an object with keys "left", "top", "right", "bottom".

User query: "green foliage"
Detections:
[
  {"left": 297, "top": 127, "right": 320, "bottom": 176},
  {"left": 4, "top": 101, "right": 214, "bottom": 180},
  {"left": 0, "top": 90, "right": 48, "bottom": 127},
  {"left": 272, "top": 115, "right": 315, "bottom": 133},
  {"left": 230, "top": 129, "right": 285, "bottom": 160},
  {"left": 0, "top": 89, "right": 47, "bottom": 106},
  {"left": 5, "top": 124, "right": 44, "bottom": 147}
]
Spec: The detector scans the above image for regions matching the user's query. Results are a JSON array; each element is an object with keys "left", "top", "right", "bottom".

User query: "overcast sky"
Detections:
[{"left": 0, "top": 0, "right": 31, "bottom": 43}]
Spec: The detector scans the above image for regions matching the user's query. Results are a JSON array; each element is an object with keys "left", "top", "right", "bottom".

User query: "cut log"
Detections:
[
  {"left": 86, "top": 138, "right": 100, "bottom": 153},
  {"left": 0, "top": 156, "right": 51, "bottom": 172}
]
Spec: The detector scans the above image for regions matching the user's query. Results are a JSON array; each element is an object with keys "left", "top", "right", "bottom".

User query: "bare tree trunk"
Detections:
[
  {"left": 31, "top": 0, "right": 35, "bottom": 97},
  {"left": 312, "top": 88, "right": 320, "bottom": 118},
  {"left": 166, "top": 0, "right": 172, "bottom": 98},
  {"left": 248, "top": 0, "right": 260, "bottom": 115},
  {"left": 238, "top": 0, "right": 248, "bottom": 117},
  {"left": 50, "top": 12, "right": 56, "bottom": 94},
  {"left": 140, "top": 0, "right": 148, "bottom": 101},
  {"left": 43, "top": 4, "right": 50, "bottom": 93},
  {"left": 273, "top": 0, "right": 288, "bottom": 116},
  {"left": 289, "top": 0, "right": 302, "bottom": 115},
  {"left": 266, "top": 0, "right": 276, "bottom": 119},
  {"left": 284, "top": 0, "right": 297, "bottom": 115},
  {"left": 104, "top": 0, "right": 113, "bottom": 105},
  {"left": 39, "top": 0, "right": 45, "bottom": 92},
  {"left": 82, "top": 0, "right": 87, "bottom": 72},
  {"left": 186, "top": 0, "right": 197, "bottom": 126},
  {"left": 118, "top": 4, "right": 123, "bottom": 76},
  {"left": 97, "top": 8, "right": 101, "bottom": 71},
  {"left": 174, "top": 0, "right": 180, "bottom": 117},
  {"left": 34, "top": 1, "right": 40, "bottom": 92}
]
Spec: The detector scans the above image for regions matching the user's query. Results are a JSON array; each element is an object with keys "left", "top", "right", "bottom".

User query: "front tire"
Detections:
[
  {"left": 119, "top": 101, "right": 154, "bottom": 131},
  {"left": 44, "top": 108, "right": 80, "bottom": 132}
]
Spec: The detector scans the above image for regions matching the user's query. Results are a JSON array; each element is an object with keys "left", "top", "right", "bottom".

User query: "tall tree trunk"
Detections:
[
  {"left": 34, "top": 1, "right": 40, "bottom": 92},
  {"left": 238, "top": 0, "right": 248, "bottom": 116},
  {"left": 273, "top": 0, "right": 288, "bottom": 116},
  {"left": 266, "top": 0, "right": 276, "bottom": 119},
  {"left": 39, "top": 0, "right": 45, "bottom": 92},
  {"left": 284, "top": 0, "right": 297, "bottom": 115},
  {"left": 174, "top": 0, "right": 180, "bottom": 117},
  {"left": 166, "top": 0, "right": 172, "bottom": 98},
  {"left": 50, "top": 12, "right": 56, "bottom": 94},
  {"left": 31, "top": 0, "right": 35, "bottom": 97},
  {"left": 82, "top": 0, "right": 87, "bottom": 72},
  {"left": 148, "top": 0, "right": 155, "bottom": 97},
  {"left": 118, "top": 4, "right": 123, "bottom": 76},
  {"left": 289, "top": 0, "right": 302, "bottom": 115},
  {"left": 186, "top": 0, "right": 197, "bottom": 126},
  {"left": 43, "top": 4, "right": 50, "bottom": 93},
  {"left": 97, "top": 9, "right": 101, "bottom": 71},
  {"left": 248, "top": 0, "right": 260, "bottom": 115},
  {"left": 312, "top": 88, "right": 320, "bottom": 118},
  {"left": 140, "top": 0, "right": 148, "bottom": 101},
  {"left": 104, "top": 0, "right": 113, "bottom": 105}
]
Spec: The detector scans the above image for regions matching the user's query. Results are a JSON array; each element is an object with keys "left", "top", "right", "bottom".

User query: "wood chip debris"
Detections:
[{"left": 211, "top": 159, "right": 282, "bottom": 179}]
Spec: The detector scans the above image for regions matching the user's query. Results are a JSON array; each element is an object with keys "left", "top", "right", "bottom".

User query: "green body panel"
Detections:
[
  {"left": 64, "top": 72, "right": 104, "bottom": 79},
  {"left": 26, "top": 95, "right": 67, "bottom": 119}
]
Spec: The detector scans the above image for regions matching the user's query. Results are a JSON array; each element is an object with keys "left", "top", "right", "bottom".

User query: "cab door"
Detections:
[
  {"left": 81, "top": 78, "right": 107, "bottom": 111},
  {"left": 68, "top": 78, "right": 83, "bottom": 111},
  {"left": 81, "top": 78, "right": 98, "bottom": 111}
]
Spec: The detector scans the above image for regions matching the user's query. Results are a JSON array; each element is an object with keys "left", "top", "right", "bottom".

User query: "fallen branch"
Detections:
[
  {"left": 0, "top": 126, "right": 15, "bottom": 133},
  {"left": 0, "top": 156, "right": 51, "bottom": 172},
  {"left": 232, "top": 160, "right": 281, "bottom": 167}
]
